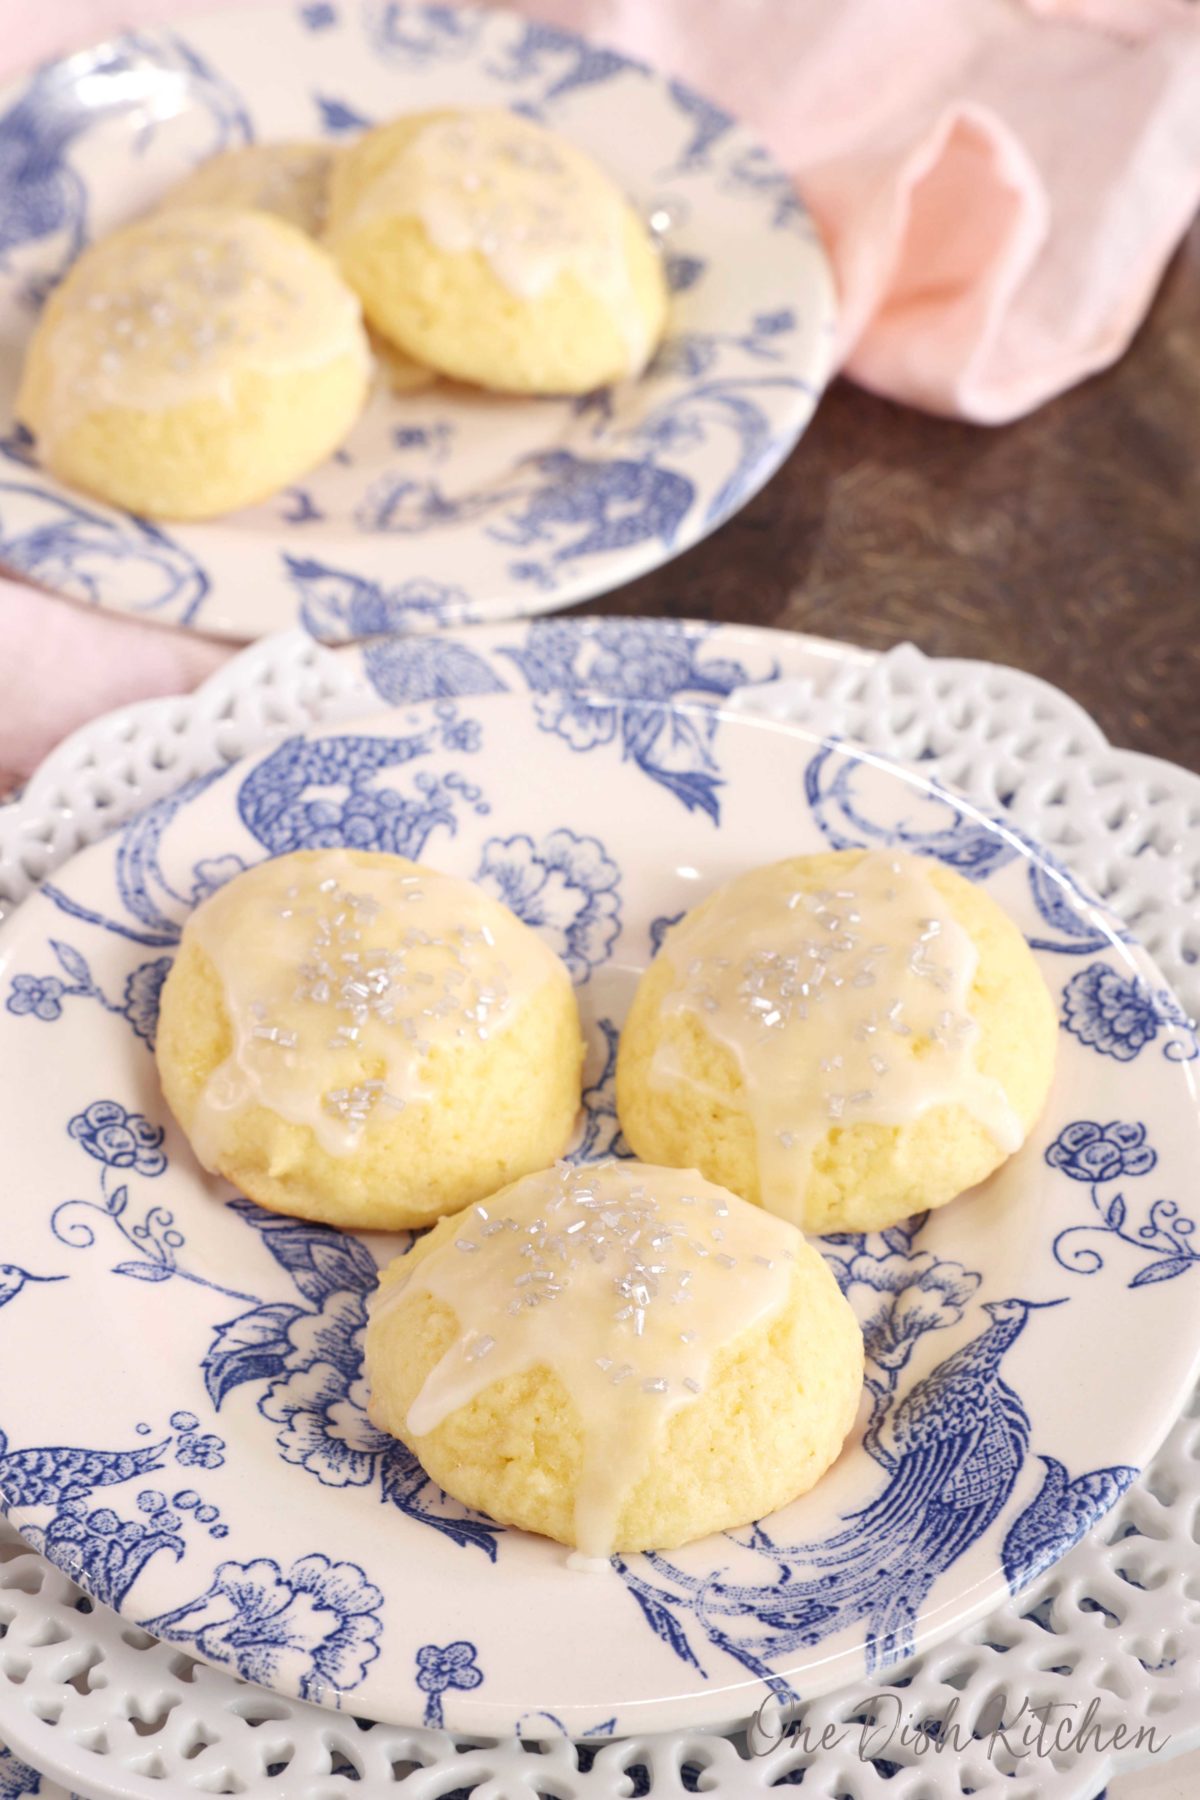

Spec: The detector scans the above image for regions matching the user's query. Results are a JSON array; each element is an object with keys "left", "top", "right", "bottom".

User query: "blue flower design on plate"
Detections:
[
  {"left": 6, "top": 974, "right": 64, "bottom": 1021},
  {"left": 142, "top": 1553, "right": 383, "bottom": 1703},
  {"left": 68, "top": 1101, "right": 166, "bottom": 1177},
  {"left": 1061, "top": 962, "right": 1197, "bottom": 1063},
  {"left": 260, "top": 1292, "right": 393, "bottom": 1488},
  {"left": 1046, "top": 1120, "right": 1157, "bottom": 1184},
  {"left": 475, "top": 830, "right": 620, "bottom": 981},
  {"left": 191, "top": 1201, "right": 504, "bottom": 1557},
  {"left": 122, "top": 957, "right": 173, "bottom": 1045},
  {"left": 500, "top": 618, "right": 763, "bottom": 821},
  {"left": 5, "top": 941, "right": 176, "bottom": 1046},
  {"left": 174, "top": 1432, "right": 225, "bottom": 1470},
  {"left": 414, "top": 1639, "right": 483, "bottom": 1728},
  {"left": 359, "top": 634, "right": 509, "bottom": 706},
  {"left": 1050, "top": 1119, "right": 1197, "bottom": 1288}
]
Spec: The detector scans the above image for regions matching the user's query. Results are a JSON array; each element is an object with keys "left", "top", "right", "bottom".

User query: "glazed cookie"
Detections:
[
  {"left": 616, "top": 849, "right": 1057, "bottom": 1234},
  {"left": 366, "top": 1160, "right": 863, "bottom": 1556},
  {"left": 324, "top": 107, "right": 668, "bottom": 394},
  {"left": 156, "top": 849, "right": 584, "bottom": 1230},
  {"left": 154, "top": 142, "right": 335, "bottom": 236},
  {"left": 16, "top": 206, "right": 369, "bottom": 520}
]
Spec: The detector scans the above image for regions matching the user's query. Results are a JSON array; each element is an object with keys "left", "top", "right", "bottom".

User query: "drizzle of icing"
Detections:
[
  {"left": 370, "top": 1160, "right": 799, "bottom": 1558},
  {"left": 19, "top": 206, "right": 367, "bottom": 451},
  {"left": 653, "top": 850, "right": 1024, "bottom": 1221},
  {"left": 157, "top": 142, "right": 334, "bottom": 237},
  {"left": 334, "top": 108, "right": 658, "bottom": 373},
  {"left": 183, "top": 850, "right": 569, "bottom": 1165}
]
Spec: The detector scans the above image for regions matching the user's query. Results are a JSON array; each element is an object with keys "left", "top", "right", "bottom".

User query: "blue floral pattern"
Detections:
[
  {"left": 142, "top": 1553, "right": 383, "bottom": 1703},
  {"left": 1062, "top": 962, "right": 1197, "bottom": 1063},
  {"left": 475, "top": 829, "right": 620, "bottom": 980},
  {"left": 68, "top": 1101, "right": 166, "bottom": 1177},
  {"left": 1046, "top": 1120, "right": 1157, "bottom": 1183},
  {"left": 199, "top": 1201, "right": 504, "bottom": 1557},
  {"left": 414, "top": 1639, "right": 484, "bottom": 1727},
  {"left": 6, "top": 974, "right": 64, "bottom": 1021},
  {"left": 53, "top": 1111, "right": 263, "bottom": 1306},
  {"left": 1049, "top": 1120, "right": 1197, "bottom": 1288},
  {"left": 2, "top": 648, "right": 1189, "bottom": 1730},
  {"left": 500, "top": 618, "right": 766, "bottom": 821},
  {"left": 6, "top": 942, "right": 174, "bottom": 1044},
  {"left": 259, "top": 1292, "right": 393, "bottom": 1488}
]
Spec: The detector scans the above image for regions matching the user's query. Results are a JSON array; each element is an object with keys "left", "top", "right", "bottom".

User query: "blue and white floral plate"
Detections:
[
  {"left": 0, "top": 1, "right": 834, "bottom": 642},
  {"left": 1, "top": 688, "right": 1199, "bottom": 1738}
]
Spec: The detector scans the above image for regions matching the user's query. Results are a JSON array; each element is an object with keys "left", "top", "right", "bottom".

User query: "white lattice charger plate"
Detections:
[
  {"left": 0, "top": 1, "right": 833, "bottom": 640},
  {"left": 1, "top": 660, "right": 1199, "bottom": 1740}
]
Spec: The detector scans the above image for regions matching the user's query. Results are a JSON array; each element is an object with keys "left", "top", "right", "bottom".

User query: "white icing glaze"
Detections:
[
  {"left": 157, "top": 143, "right": 334, "bottom": 236},
  {"left": 22, "top": 206, "right": 367, "bottom": 450},
  {"left": 654, "top": 851, "right": 1024, "bottom": 1221},
  {"left": 337, "top": 108, "right": 657, "bottom": 373},
  {"left": 371, "top": 1160, "right": 801, "bottom": 1558},
  {"left": 183, "top": 850, "right": 568, "bottom": 1165}
]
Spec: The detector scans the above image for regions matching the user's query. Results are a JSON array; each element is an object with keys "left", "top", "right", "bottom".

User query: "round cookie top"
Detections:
[
  {"left": 18, "top": 206, "right": 366, "bottom": 449},
  {"left": 155, "top": 142, "right": 334, "bottom": 236},
  {"left": 371, "top": 1159, "right": 803, "bottom": 1557},
  {"left": 327, "top": 107, "right": 660, "bottom": 373},
  {"left": 179, "top": 848, "right": 571, "bottom": 1165},
  {"left": 656, "top": 849, "right": 1025, "bottom": 1220}
]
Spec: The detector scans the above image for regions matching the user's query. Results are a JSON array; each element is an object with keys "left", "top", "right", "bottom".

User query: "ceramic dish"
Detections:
[
  {"left": 1, "top": 689, "right": 1197, "bottom": 1736},
  {"left": 0, "top": 1, "right": 835, "bottom": 641}
]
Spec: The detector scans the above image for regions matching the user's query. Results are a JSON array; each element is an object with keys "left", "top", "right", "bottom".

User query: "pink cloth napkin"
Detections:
[{"left": 3, "top": 0, "right": 1200, "bottom": 789}]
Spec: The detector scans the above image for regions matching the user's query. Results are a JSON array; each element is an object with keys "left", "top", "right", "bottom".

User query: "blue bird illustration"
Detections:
[
  {"left": 0, "top": 1264, "right": 65, "bottom": 1310},
  {"left": 1001, "top": 1455, "right": 1139, "bottom": 1590},
  {"left": 502, "top": 451, "right": 694, "bottom": 560},
  {"left": 635, "top": 1296, "right": 1067, "bottom": 1678},
  {"left": 0, "top": 1430, "right": 169, "bottom": 1507}
]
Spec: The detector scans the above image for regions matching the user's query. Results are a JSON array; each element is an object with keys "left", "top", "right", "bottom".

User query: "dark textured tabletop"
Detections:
[{"left": 581, "top": 222, "right": 1200, "bottom": 778}]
